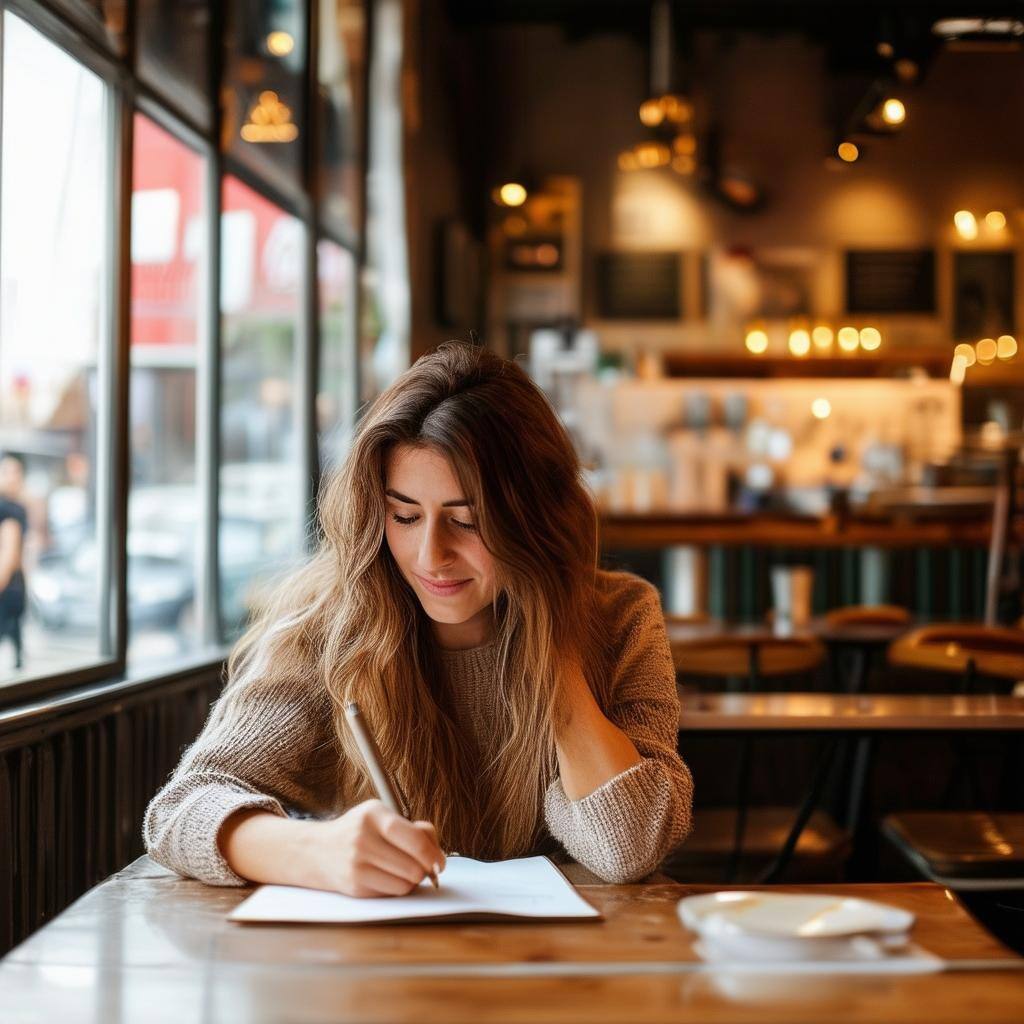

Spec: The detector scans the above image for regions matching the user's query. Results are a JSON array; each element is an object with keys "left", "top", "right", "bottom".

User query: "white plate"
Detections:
[{"left": 678, "top": 891, "right": 914, "bottom": 941}]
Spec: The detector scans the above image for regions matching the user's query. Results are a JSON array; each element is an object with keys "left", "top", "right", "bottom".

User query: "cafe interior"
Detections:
[{"left": 2, "top": 0, "right": 1024, "bottom": 1019}]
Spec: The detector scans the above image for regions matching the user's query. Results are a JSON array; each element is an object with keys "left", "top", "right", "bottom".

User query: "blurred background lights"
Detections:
[
  {"left": 881, "top": 98, "right": 906, "bottom": 125},
  {"left": 638, "top": 98, "right": 664, "bottom": 126},
  {"left": 837, "top": 141, "right": 859, "bottom": 162},
  {"left": 950, "top": 354, "right": 968, "bottom": 385},
  {"left": 985, "top": 210, "right": 1007, "bottom": 231},
  {"left": 975, "top": 337, "right": 997, "bottom": 364},
  {"left": 266, "top": 31, "right": 295, "bottom": 56},
  {"left": 837, "top": 326, "right": 860, "bottom": 352},
  {"left": 859, "top": 327, "right": 882, "bottom": 351},
  {"left": 997, "top": 335, "right": 1018, "bottom": 359},
  {"left": 954, "top": 210, "right": 978, "bottom": 239},
  {"left": 811, "top": 398, "right": 832, "bottom": 419},
  {"left": 812, "top": 325, "right": 833, "bottom": 349},
  {"left": 745, "top": 329, "right": 769, "bottom": 354},
  {"left": 788, "top": 329, "right": 811, "bottom": 356},
  {"left": 953, "top": 342, "right": 977, "bottom": 366},
  {"left": 497, "top": 182, "right": 527, "bottom": 206}
]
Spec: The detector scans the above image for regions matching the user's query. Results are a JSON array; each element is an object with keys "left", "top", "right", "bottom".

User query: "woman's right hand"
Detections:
[{"left": 305, "top": 799, "right": 445, "bottom": 897}]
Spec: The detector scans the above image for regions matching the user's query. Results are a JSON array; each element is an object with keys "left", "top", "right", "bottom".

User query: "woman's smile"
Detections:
[{"left": 415, "top": 573, "right": 472, "bottom": 597}]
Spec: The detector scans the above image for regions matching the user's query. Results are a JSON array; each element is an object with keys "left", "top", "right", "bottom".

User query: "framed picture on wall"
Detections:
[
  {"left": 953, "top": 251, "right": 1015, "bottom": 341},
  {"left": 596, "top": 252, "right": 681, "bottom": 319},
  {"left": 845, "top": 250, "right": 936, "bottom": 314}
]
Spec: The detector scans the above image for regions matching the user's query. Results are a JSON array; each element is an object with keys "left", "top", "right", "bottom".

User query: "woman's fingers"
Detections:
[
  {"left": 371, "top": 806, "right": 445, "bottom": 876},
  {"left": 351, "top": 862, "right": 420, "bottom": 897},
  {"left": 363, "top": 833, "right": 431, "bottom": 886}
]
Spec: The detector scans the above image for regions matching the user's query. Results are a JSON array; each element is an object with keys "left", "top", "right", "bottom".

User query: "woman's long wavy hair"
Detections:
[{"left": 225, "top": 342, "right": 610, "bottom": 858}]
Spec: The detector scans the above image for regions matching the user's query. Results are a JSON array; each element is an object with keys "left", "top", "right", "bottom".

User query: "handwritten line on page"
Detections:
[{"left": 228, "top": 855, "right": 602, "bottom": 925}]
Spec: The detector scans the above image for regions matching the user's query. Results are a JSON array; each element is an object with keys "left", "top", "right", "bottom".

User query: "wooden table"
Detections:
[
  {"left": 678, "top": 692, "right": 1024, "bottom": 733},
  {"left": 1, "top": 858, "right": 1022, "bottom": 1023}
]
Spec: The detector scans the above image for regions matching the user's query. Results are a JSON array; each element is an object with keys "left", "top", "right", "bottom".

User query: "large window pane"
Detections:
[
  {"left": 362, "top": 0, "right": 408, "bottom": 399},
  {"left": 0, "top": 13, "right": 109, "bottom": 681},
  {"left": 224, "top": 1, "right": 307, "bottom": 196},
  {"left": 47, "top": 0, "right": 127, "bottom": 54},
  {"left": 318, "top": 0, "right": 366, "bottom": 243},
  {"left": 219, "top": 176, "right": 304, "bottom": 638},
  {"left": 317, "top": 240, "right": 357, "bottom": 472},
  {"left": 137, "top": 1, "right": 211, "bottom": 128},
  {"left": 128, "top": 115, "right": 207, "bottom": 664}
]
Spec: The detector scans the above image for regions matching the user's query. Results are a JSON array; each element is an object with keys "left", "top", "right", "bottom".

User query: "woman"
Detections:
[{"left": 144, "top": 343, "right": 693, "bottom": 895}]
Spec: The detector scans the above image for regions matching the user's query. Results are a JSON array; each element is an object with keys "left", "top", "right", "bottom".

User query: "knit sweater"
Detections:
[{"left": 143, "top": 570, "right": 694, "bottom": 886}]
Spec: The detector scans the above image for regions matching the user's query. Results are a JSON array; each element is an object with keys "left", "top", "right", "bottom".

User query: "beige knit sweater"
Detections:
[{"left": 143, "top": 571, "right": 694, "bottom": 886}]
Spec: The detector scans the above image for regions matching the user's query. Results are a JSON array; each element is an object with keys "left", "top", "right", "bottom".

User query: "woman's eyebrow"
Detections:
[{"left": 385, "top": 488, "right": 472, "bottom": 508}]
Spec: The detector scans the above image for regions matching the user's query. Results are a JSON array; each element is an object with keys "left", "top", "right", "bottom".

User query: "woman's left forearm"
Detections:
[{"left": 554, "top": 666, "right": 642, "bottom": 800}]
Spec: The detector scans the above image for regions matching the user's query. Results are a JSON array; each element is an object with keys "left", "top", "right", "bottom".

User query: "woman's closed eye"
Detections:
[{"left": 389, "top": 512, "right": 477, "bottom": 532}]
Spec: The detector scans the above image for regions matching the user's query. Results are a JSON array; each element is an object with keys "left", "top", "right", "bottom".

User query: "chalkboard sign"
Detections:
[
  {"left": 845, "top": 250, "right": 935, "bottom": 313},
  {"left": 597, "top": 252, "right": 681, "bottom": 319}
]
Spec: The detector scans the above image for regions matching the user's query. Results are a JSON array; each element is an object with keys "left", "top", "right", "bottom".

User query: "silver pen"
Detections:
[{"left": 344, "top": 701, "right": 440, "bottom": 888}]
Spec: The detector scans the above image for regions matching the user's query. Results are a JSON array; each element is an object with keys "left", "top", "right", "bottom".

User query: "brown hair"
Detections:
[{"left": 226, "top": 342, "right": 609, "bottom": 858}]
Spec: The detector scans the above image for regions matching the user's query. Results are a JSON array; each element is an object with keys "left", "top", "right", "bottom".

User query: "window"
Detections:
[
  {"left": 318, "top": 0, "right": 366, "bottom": 244},
  {"left": 317, "top": 239, "right": 357, "bottom": 472},
  {"left": 219, "top": 176, "right": 305, "bottom": 638},
  {"left": 0, "top": 12, "right": 111, "bottom": 682},
  {"left": 0, "top": 0, "right": 372, "bottom": 700},
  {"left": 128, "top": 114, "right": 208, "bottom": 664},
  {"left": 223, "top": 0, "right": 308, "bottom": 197},
  {"left": 137, "top": 0, "right": 211, "bottom": 128}
]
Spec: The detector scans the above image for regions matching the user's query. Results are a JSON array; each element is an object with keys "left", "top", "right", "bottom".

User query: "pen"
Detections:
[{"left": 344, "top": 701, "right": 440, "bottom": 889}]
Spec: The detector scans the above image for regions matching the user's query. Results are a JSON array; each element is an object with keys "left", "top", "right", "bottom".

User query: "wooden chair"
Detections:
[
  {"left": 888, "top": 624, "right": 1024, "bottom": 693},
  {"left": 882, "top": 811, "right": 1024, "bottom": 890},
  {"left": 667, "top": 620, "right": 846, "bottom": 882},
  {"left": 816, "top": 604, "right": 912, "bottom": 693}
]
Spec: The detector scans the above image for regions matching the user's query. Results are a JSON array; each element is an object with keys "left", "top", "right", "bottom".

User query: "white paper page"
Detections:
[{"left": 229, "top": 855, "right": 601, "bottom": 924}]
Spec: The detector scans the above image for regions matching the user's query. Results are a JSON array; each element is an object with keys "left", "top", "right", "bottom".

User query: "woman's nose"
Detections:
[{"left": 418, "top": 521, "right": 453, "bottom": 571}]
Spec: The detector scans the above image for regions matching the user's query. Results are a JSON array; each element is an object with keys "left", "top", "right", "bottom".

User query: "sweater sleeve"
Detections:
[
  {"left": 543, "top": 575, "right": 694, "bottom": 883},
  {"left": 142, "top": 671, "right": 339, "bottom": 887}
]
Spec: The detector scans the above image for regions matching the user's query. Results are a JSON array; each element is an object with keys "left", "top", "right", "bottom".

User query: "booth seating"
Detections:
[{"left": 667, "top": 619, "right": 847, "bottom": 882}]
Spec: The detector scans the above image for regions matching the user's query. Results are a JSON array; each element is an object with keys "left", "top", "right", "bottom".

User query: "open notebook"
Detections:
[{"left": 229, "top": 855, "right": 602, "bottom": 925}]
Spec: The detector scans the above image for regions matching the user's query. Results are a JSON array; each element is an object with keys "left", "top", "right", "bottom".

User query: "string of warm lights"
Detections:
[
  {"left": 949, "top": 335, "right": 1018, "bottom": 384},
  {"left": 953, "top": 209, "right": 1007, "bottom": 240},
  {"left": 744, "top": 324, "right": 884, "bottom": 356}
]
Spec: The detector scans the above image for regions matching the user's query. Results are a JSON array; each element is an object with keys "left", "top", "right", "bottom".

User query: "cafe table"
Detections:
[
  {"left": 1, "top": 857, "right": 1023, "bottom": 1023},
  {"left": 676, "top": 692, "right": 1024, "bottom": 882}
]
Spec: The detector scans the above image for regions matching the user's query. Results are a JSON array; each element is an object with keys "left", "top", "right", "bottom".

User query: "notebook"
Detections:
[{"left": 228, "top": 855, "right": 603, "bottom": 925}]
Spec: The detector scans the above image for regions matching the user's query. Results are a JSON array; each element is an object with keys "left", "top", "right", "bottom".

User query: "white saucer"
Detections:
[{"left": 678, "top": 891, "right": 915, "bottom": 941}]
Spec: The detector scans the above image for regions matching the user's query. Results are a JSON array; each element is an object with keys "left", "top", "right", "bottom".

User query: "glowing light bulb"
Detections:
[
  {"left": 986, "top": 211, "right": 1007, "bottom": 231},
  {"left": 997, "top": 335, "right": 1017, "bottom": 359},
  {"left": 638, "top": 99, "right": 664, "bottom": 127},
  {"left": 811, "top": 398, "right": 832, "bottom": 419},
  {"left": 788, "top": 329, "right": 811, "bottom": 356},
  {"left": 859, "top": 327, "right": 882, "bottom": 351},
  {"left": 953, "top": 342, "right": 977, "bottom": 367},
  {"left": 498, "top": 182, "right": 527, "bottom": 207},
  {"left": 812, "top": 326, "right": 833, "bottom": 350},
  {"left": 954, "top": 210, "right": 978, "bottom": 240},
  {"left": 881, "top": 98, "right": 906, "bottom": 125},
  {"left": 976, "top": 338, "right": 997, "bottom": 364},
  {"left": 837, "top": 327, "right": 859, "bottom": 352},
  {"left": 266, "top": 31, "right": 294, "bottom": 56},
  {"left": 837, "top": 142, "right": 859, "bottom": 163},
  {"left": 745, "top": 329, "right": 769, "bottom": 355}
]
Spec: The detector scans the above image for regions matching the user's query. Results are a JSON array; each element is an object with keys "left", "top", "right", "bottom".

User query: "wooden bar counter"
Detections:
[{"left": 1, "top": 857, "right": 1022, "bottom": 1022}]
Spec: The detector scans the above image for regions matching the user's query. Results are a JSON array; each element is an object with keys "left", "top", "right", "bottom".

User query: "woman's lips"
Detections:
[{"left": 415, "top": 574, "right": 472, "bottom": 597}]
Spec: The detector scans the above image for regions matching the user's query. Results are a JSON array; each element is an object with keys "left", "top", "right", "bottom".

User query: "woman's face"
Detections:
[{"left": 384, "top": 444, "right": 497, "bottom": 649}]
